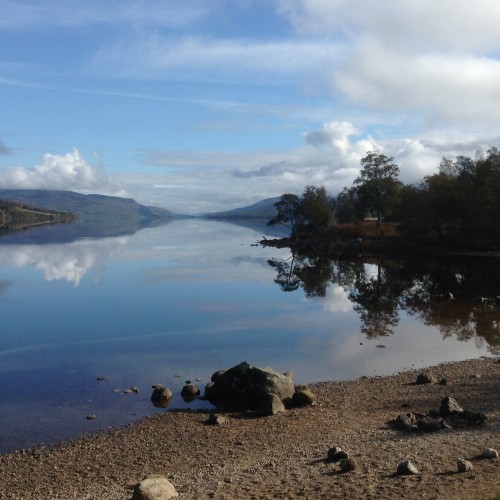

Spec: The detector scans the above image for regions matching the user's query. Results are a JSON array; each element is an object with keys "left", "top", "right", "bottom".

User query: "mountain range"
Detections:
[{"left": 0, "top": 189, "right": 283, "bottom": 242}]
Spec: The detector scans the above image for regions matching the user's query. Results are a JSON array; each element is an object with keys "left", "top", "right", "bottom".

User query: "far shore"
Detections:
[{"left": 1, "top": 356, "right": 498, "bottom": 499}]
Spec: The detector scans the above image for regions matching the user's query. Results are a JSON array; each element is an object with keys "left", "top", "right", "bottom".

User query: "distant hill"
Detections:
[
  {"left": 0, "top": 198, "right": 76, "bottom": 234},
  {"left": 0, "top": 189, "right": 174, "bottom": 221},
  {"left": 0, "top": 189, "right": 176, "bottom": 243},
  {"left": 204, "top": 197, "right": 281, "bottom": 220}
]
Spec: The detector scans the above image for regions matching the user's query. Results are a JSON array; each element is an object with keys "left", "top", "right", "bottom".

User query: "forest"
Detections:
[{"left": 269, "top": 147, "right": 500, "bottom": 250}]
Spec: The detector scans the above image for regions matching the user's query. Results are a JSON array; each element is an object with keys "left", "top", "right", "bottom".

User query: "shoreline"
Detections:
[{"left": 1, "top": 357, "right": 499, "bottom": 499}]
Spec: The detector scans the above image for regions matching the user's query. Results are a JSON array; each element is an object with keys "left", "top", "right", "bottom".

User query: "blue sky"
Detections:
[{"left": 1, "top": 0, "right": 500, "bottom": 214}]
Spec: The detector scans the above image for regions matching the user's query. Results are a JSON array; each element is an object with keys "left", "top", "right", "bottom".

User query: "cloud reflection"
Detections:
[{"left": 0, "top": 237, "right": 128, "bottom": 285}]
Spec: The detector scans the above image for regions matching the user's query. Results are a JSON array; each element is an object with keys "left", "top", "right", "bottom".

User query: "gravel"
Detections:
[{"left": 0, "top": 357, "right": 498, "bottom": 499}]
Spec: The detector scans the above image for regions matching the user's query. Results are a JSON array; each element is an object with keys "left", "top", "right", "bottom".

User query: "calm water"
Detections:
[{"left": 0, "top": 219, "right": 497, "bottom": 452}]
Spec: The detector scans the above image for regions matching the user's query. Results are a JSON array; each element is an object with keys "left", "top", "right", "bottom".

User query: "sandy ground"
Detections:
[{"left": 0, "top": 357, "right": 498, "bottom": 500}]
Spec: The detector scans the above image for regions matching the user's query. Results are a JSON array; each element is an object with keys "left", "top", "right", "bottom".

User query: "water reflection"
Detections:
[
  {"left": 268, "top": 252, "right": 500, "bottom": 352},
  {"left": 0, "top": 237, "right": 128, "bottom": 285},
  {"left": 0, "top": 219, "right": 496, "bottom": 452}
]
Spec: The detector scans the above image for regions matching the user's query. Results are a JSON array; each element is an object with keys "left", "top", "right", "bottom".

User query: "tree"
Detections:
[
  {"left": 267, "top": 193, "right": 300, "bottom": 232},
  {"left": 297, "top": 185, "right": 334, "bottom": 235},
  {"left": 268, "top": 186, "right": 334, "bottom": 238},
  {"left": 332, "top": 187, "right": 359, "bottom": 223},
  {"left": 353, "top": 151, "right": 401, "bottom": 226}
]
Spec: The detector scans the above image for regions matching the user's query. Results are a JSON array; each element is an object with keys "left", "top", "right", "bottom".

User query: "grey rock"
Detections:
[
  {"left": 132, "top": 475, "right": 178, "bottom": 500},
  {"left": 457, "top": 458, "right": 473, "bottom": 472},
  {"left": 203, "top": 361, "right": 295, "bottom": 413},
  {"left": 439, "top": 396, "right": 463, "bottom": 418},
  {"left": 262, "top": 393, "right": 286, "bottom": 415},
  {"left": 393, "top": 413, "right": 417, "bottom": 431},
  {"left": 397, "top": 460, "right": 419, "bottom": 475},
  {"left": 481, "top": 448, "right": 498, "bottom": 459}
]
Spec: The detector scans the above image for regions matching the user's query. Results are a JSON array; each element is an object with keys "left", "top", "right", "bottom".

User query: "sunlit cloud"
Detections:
[{"left": 0, "top": 148, "right": 127, "bottom": 196}]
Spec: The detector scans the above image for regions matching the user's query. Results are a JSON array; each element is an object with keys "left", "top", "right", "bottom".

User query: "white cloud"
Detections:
[
  {"left": 129, "top": 119, "right": 500, "bottom": 213},
  {"left": 0, "top": 148, "right": 127, "bottom": 195}
]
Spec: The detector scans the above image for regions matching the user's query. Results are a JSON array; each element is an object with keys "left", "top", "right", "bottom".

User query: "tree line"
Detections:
[{"left": 269, "top": 147, "right": 500, "bottom": 248}]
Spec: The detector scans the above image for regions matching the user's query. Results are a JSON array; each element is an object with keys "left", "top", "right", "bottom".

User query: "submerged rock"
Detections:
[
  {"left": 181, "top": 383, "right": 200, "bottom": 402},
  {"left": 151, "top": 384, "right": 173, "bottom": 408}
]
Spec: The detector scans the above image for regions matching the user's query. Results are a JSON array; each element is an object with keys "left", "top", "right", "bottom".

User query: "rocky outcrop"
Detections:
[{"left": 202, "top": 361, "right": 295, "bottom": 414}]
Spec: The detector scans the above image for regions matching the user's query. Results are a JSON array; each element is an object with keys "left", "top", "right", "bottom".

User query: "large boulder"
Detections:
[{"left": 202, "top": 361, "right": 295, "bottom": 414}]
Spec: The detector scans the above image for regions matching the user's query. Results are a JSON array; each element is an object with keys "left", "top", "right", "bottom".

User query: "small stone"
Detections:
[
  {"left": 440, "top": 396, "right": 463, "bottom": 418},
  {"left": 457, "top": 458, "right": 473, "bottom": 472},
  {"left": 86, "top": 415, "right": 96, "bottom": 420},
  {"left": 481, "top": 448, "right": 498, "bottom": 459},
  {"left": 132, "top": 475, "right": 178, "bottom": 500},
  {"left": 393, "top": 412, "right": 417, "bottom": 430},
  {"left": 292, "top": 387, "right": 315, "bottom": 407},
  {"left": 326, "top": 446, "right": 343, "bottom": 462},
  {"left": 339, "top": 458, "right": 357, "bottom": 473},
  {"left": 416, "top": 373, "right": 437, "bottom": 384},
  {"left": 397, "top": 460, "right": 419, "bottom": 475},
  {"left": 208, "top": 413, "right": 227, "bottom": 426},
  {"left": 263, "top": 393, "right": 286, "bottom": 415},
  {"left": 96, "top": 376, "right": 105, "bottom": 381}
]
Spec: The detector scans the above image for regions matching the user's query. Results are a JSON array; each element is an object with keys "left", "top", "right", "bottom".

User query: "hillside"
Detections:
[
  {"left": 0, "top": 198, "right": 76, "bottom": 233},
  {"left": 204, "top": 197, "right": 280, "bottom": 219},
  {"left": 0, "top": 189, "right": 176, "bottom": 243}
]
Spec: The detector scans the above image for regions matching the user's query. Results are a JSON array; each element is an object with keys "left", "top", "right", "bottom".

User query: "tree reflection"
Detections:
[{"left": 267, "top": 253, "right": 500, "bottom": 352}]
